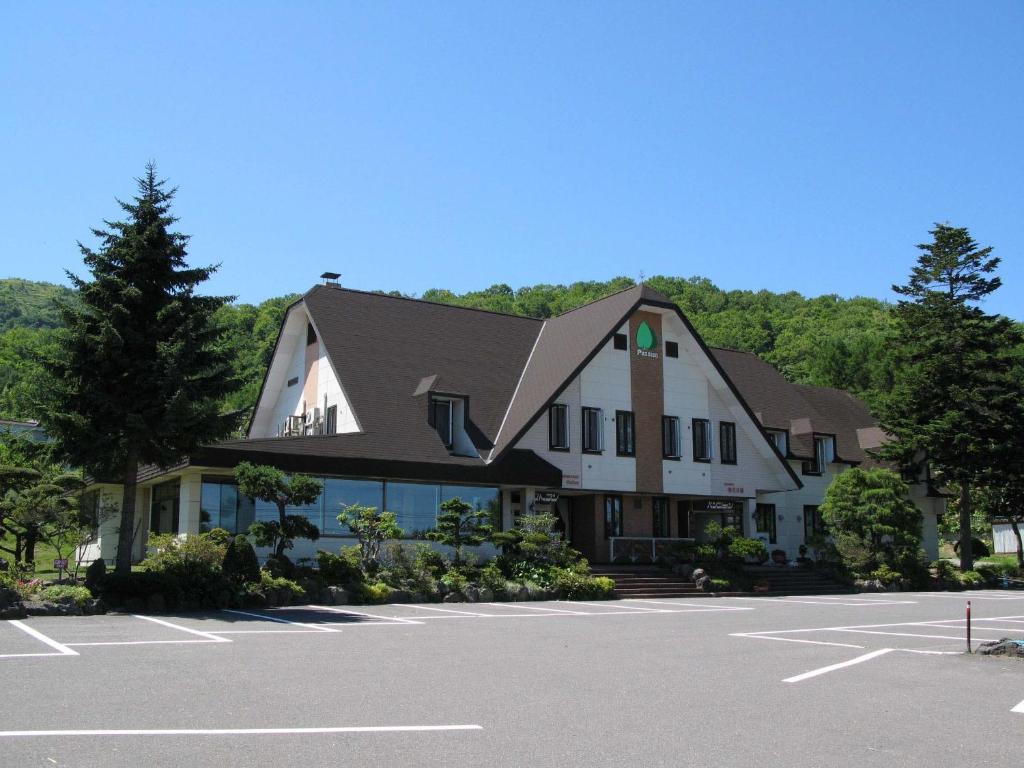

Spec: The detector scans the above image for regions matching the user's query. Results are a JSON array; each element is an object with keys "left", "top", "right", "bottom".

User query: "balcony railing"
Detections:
[{"left": 608, "top": 537, "right": 695, "bottom": 563}]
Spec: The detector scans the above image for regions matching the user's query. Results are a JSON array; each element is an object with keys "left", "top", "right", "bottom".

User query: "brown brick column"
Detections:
[{"left": 629, "top": 311, "right": 664, "bottom": 494}]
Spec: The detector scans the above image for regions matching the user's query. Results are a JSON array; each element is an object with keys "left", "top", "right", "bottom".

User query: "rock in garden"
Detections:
[
  {"left": 0, "top": 603, "right": 27, "bottom": 619},
  {"left": 463, "top": 586, "right": 480, "bottom": 603},
  {"left": 977, "top": 638, "right": 1024, "bottom": 658},
  {"left": 691, "top": 568, "right": 706, "bottom": 583},
  {"left": 477, "top": 587, "right": 494, "bottom": 602},
  {"left": 695, "top": 575, "right": 711, "bottom": 591},
  {"left": 326, "top": 586, "right": 349, "bottom": 605},
  {"left": 443, "top": 592, "right": 466, "bottom": 603}
]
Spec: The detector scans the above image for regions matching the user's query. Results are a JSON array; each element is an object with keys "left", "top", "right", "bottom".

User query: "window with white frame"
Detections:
[{"left": 765, "top": 429, "right": 788, "bottom": 456}]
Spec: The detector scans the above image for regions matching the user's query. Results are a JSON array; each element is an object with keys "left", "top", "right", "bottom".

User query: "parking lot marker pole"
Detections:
[{"left": 966, "top": 601, "right": 971, "bottom": 653}]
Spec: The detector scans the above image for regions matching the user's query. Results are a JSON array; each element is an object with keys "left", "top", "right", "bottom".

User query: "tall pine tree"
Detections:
[
  {"left": 42, "top": 164, "right": 239, "bottom": 574},
  {"left": 880, "top": 224, "right": 1021, "bottom": 571}
]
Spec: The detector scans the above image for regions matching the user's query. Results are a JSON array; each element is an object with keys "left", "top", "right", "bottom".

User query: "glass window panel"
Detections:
[
  {"left": 385, "top": 482, "right": 441, "bottom": 539},
  {"left": 323, "top": 478, "right": 384, "bottom": 535},
  {"left": 200, "top": 483, "right": 220, "bottom": 533}
]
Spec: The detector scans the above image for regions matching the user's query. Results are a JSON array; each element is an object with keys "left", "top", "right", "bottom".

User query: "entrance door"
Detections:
[{"left": 677, "top": 500, "right": 691, "bottom": 538}]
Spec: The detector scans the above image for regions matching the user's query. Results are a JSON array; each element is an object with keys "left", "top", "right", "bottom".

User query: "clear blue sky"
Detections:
[{"left": 2, "top": 2, "right": 1022, "bottom": 317}]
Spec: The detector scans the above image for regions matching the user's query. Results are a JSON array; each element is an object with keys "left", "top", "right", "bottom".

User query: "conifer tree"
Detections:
[
  {"left": 42, "top": 165, "right": 239, "bottom": 574},
  {"left": 879, "top": 224, "right": 1022, "bottom": 571}
]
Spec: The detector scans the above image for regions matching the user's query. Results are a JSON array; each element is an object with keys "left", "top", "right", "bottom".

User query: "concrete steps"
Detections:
[{"left": 590, "top": 564, "right": 852, "bottom": 599}]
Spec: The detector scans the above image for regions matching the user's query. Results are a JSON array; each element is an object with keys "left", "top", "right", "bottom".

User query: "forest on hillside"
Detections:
[{"left": 0, "top": 274, "right": 900, "bottom": 423}]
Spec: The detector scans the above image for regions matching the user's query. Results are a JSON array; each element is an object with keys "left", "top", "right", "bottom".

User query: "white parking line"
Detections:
[
  {"left": 309, "top": 605, "right": 424, "bottom": 625},
  {"left": 132, "top": 615, "right": 231, "bottom": 643},
  {"left": 0, "top": 724, "right": 484, "bottom": 737},
  {"left": 730, "top": 632, "right": 865, "bottom": 649},
  {"left": 620, "top": 599, "right": 753, "bottom": 611},
  {"left": 491, "top": 603, "right": 587, "bottom": 615},
  {"left": 569, "top": 601, "right": 666, "bottom": 612},
  {"left": 783, "top": 648, "right": 894, "bottom": 683},
  {"left": 221, "top": 609, "right": 340, "bottom": 632},
  {"left": 1013, "top": 699, "right": 1024, "bottom": 714},
  {"left": 6, "top": 620, "right": 78, "bottom": 657},
  {"left": 393, "top": 604, "right": 494, "bottom": 617}
]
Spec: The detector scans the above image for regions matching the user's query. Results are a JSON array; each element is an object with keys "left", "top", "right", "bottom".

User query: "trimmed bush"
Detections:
[
  {"left": 316, "top": 549, "right": 364, "bottom": 587},
  {"left": 728, "top": 537, "right": 768, "bottom": 563},
  {"left": 553, "top": 569, "right": 615, "bottom": 600},
  {"left": 222, "top": 535, "right": 260, "bottom": 585},
  {"left": 40, "top": 585, "right": 92, "bottom": 607},
  {"left": 955, "top": 570, "right": 985, "bottom": 588},
  {"left": 84, "top": 558, "right": 107, "bottom": 594}
]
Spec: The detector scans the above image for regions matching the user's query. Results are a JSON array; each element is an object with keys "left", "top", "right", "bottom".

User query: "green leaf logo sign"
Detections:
[{"left": 636, "top": 320, "right": 657, "bottom": 351}]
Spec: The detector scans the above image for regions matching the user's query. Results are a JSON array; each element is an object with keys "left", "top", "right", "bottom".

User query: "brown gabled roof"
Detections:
[
  {"left": 302, "top": 285, "right": 542, "bottom": 460},
  {"left": 488, "top": 283, "right": 670, "bottom": 461},
  {"left": 709, "top": 347, "right": 880, "bottom": 464}
]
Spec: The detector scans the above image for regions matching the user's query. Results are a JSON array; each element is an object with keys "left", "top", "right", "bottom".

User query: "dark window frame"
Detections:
[
  {"left": 604, "top": 495, "right": 624, "bottom": 538},
  {"left": 692, "top": 418, "right": 712, "bottom": 462},
  {"left": 755, "top": 503, "right": 777, "bottom": 545},
  {"left": 582, "top": 406, "right": 604, "bottom": 454},
  {"left": 548, "top": 403, "right": 570, "bottom": 451},
  {"left": 613, "top": 332, "right": 628, "bottom": 351},
  {"left": 719, "top": 421, "right": 737, "bottom": 464},
  {"left": 429, "top": 397, "right": 453, "bottom": 449},
  {"left": 325, "top": 405, "right": 337, "bottom": 435},
  {"left": 803, "top": 504, "right": 825, "bottom": 540},
  {"left": 802, "top": 433, "right": 835, "bottom": 476},
  {"left": 665, "top": 340, "right": 679, "bottom": 358},
  {"left": 662, "top": 415, "right": 681, "bottom": 459},
  {"left": 615, "top": 410, "right": 636, "bottom": 457},
  {"left": 652, "top": 497, "right": 670, "bottom": 538}
]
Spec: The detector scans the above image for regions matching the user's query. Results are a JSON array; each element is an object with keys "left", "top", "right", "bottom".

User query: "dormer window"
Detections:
[
  {"left": 765, "top": 429, "right": 788, "bottom": 456},
  {"left": 803, "top": 434, "right": 835, "bottom": 475},
  {"left": 430, "top": 398, "right": 453, "bottom": 448}
]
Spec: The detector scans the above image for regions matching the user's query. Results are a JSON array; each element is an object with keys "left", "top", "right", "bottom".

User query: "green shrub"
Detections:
[
  {"left": 440, "top": 570, "right": 469, "bottom": 595},
  {"left": 955, "top": 570, "right": 985, "bottom": 587},
  {"left": 480, "top": 562, "right": 507, "bottom": 596},
  {"left": 727, "top": 537, "right": 768, "bottom": 562},
  {"left": 871, "top": 564, "right": 903, "bottom": 585},
  {"left": 934, "top": 559, "right": 958, "bottom": 582},
  {"left": 40, "top": 585, "right": 92, "bottom": 607},
  {"left": 378, "top": 542, "right": 439, "bottom": 597},
  {"left": 316, "top": 549, "right": 364, "bottom": 586},
  {"left": 709, "top": 578, "right": 731, "bottom": 591},
  {"left": 360, "top": 581, "right": 392, "bottom": 604},
  {"left": 140, "top": 532, "right": 230, "bottom": 608},
  {"left": 222, "top": 535, "right": 261, "bottom": 585},
  {"left": 259, "top": 570, "right": 306, "bottom": 599},
  {"left": 84, "top": 558, "right": 106, "bottom": 594},
  {"left": 413, "top": 544, "right": 447, "bottom": 577},
  {"left": 553, "top": 569, "right": 615, "bottom": 600},
  {"left": 205, "top": 527, "right": 233, "bottom": 547}
]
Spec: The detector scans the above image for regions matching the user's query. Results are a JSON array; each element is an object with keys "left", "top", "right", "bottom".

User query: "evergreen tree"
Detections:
[
  {"left": 425, "top": 497, "right": 492, "bottom": 567},
  {"left": 235, "top": 462, "right": 322, "bottom": 562},
  {"left": 879, "top": 224, "right": 1022, "bottom": 571},
  {"left": 41, "top": 165, "right": 239, "bottom": 574}
]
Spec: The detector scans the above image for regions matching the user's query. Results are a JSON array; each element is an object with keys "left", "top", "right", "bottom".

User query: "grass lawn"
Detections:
[
  {"left": 0, "top": 532, "right": 84, "bottom": 579},
  {"left": 977, "top": 553, "right": 1022, "bottom": 569}
]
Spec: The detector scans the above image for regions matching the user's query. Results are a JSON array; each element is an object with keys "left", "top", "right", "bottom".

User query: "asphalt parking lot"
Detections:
[{"left": 2, "top": 591, "right": 1023, "bottom": 767}]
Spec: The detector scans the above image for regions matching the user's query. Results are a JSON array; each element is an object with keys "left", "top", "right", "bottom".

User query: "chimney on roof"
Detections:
[{"left": 320, "top": 272, "right": 341, "bottom": 287}]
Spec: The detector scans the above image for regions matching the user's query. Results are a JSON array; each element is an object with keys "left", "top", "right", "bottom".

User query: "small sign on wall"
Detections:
[
  {"left": 535, "top": 492, "right": 559, "bottom": 504},
  {"left": 723, "top": 482, "right": 745, "bottom": 495},
  {"left": 562, "top": 474, "right": 581, "bottom": 488}
]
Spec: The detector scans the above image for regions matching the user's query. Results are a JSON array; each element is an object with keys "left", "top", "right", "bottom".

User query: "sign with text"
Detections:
[
  {"left": 53, "top": 559, "right": 69, "bottom": 571},
  {"left": 562, "top": 474, "right": 581, "bottom": 488},
  {"left": 535, "top": 492, "right": 559, "bottom": 504}
]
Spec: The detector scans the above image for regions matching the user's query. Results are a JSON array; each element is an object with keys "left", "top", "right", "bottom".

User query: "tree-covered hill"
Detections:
[
  {"left": 0, "top": 275, "right": 901, "bottom": 423},
  {"left": 0, "top": 278, "right": 75, "bottom": 331}
]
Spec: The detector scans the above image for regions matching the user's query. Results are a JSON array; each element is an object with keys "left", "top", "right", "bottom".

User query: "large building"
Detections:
[{"left": 80, "top": 282, "right": 945, "bottom": 565}]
